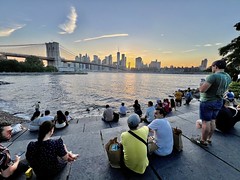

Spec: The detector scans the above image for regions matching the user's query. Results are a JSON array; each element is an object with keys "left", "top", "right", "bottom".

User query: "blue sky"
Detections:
[{"left": 0, "top": 0, "right": 239, "bottom": 67}]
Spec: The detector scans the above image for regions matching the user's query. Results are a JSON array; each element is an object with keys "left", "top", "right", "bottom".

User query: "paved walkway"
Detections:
[{"left": 4, "top": 100, "right": 240, "bottom": 180}]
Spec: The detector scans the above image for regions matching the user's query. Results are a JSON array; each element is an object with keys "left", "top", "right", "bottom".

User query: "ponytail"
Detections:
[{"left": 38, "top": 121, "right": 55, "bottom": 143}]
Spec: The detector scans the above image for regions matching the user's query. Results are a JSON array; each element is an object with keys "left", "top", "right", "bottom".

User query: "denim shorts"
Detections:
[{"left": 200, "top": 99, "right": 223, "bottom": 121}]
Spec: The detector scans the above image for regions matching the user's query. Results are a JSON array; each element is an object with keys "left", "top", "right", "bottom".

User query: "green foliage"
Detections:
[
  {"left": 24, "top": 56, "right": 44, "bottom": 72},
  {"left": 0, "top": 56, "right": 57, "bottom": 72},
  {"left": 219, "top": 22, "right": 240, "bottom": 76},
  {"left": 229, "top": 82, "right": 240, "bottom": 97},
  {"left": 44, "top": 66, "right": 58, "bottom": 72}
]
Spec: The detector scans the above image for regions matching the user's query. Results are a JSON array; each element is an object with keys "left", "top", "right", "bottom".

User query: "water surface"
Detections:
[{"left": 0, "top": 72, "right": 206, "bottom": 119}]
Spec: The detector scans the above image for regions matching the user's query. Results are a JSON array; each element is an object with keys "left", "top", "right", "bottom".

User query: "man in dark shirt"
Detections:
[{"left": 0, "top": 122, "right": 28, "bottom": 179}]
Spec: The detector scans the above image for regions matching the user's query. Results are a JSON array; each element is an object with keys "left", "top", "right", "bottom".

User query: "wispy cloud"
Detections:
[
  {"left": 59, "top": 6, "right": 77, "bottom": 34},
  {"left": 182, "top": 49, "right": 196, "bottom": 53},
  {"left": 204, "top": 44, "right": 212, "bottom": 47},
  {"left": 215, "top": 42, "right": 222, "bottom": 46},
  {"left": 0, "top": 24, "right": 25, "bottom": 37},
  {"left": 75, "top": 34, "right": 129, "bottom": 42}
]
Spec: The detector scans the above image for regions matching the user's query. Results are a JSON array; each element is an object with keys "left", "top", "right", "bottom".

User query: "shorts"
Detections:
[{"left": 200, "top": 99, "right": 223, "bottom": 121}]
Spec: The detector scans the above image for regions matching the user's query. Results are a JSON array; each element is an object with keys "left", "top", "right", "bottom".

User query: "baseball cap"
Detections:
[{"left": 127, "top": 114, "right": 140, "bottom": 128}]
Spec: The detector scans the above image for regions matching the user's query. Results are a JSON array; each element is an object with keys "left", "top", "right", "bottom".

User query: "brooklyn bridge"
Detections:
[{"left": 0, "top": 42, "right": 125, "bottom": 72}]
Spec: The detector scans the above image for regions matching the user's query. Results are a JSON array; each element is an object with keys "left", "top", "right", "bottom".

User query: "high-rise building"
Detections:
[
  {"left": 149, "top": 60, "right": 161, "bottom": 70},
  {"left": 135, "top": 57, "right": 143, "bottom": 70},
  {"left": 121, "top": 54, "right": 126, "bottom": 68},
  {"left": 117, "top": 51, "right": 120, "bottom": 67},
  {"left": 199, "top": 58, "right": 208, "bottom": 70},
  {"left": 108, "top": 55, "right": 112, "bottom": 65}
]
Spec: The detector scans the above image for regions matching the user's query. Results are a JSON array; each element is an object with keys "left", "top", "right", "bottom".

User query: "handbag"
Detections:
[
  {"left": 105, "top": 137, "right": 121, "bottom": 168},
  {"left": 172, "top": 127, "right": 183, "bottom": 151},
  {"left": 128, "top": 131, "right": 158, "bottom": 155},
  {"left": 148, "top": 136, "right": 158, "bottom": 155}
]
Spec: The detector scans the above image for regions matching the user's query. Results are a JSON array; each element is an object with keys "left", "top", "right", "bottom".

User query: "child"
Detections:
[{"left": 65, "top": 111, "right": 73, "bottom": 122}]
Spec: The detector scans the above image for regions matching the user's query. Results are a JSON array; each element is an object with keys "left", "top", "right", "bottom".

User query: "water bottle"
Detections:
[{"left": 111, "top": 144, "right": 119, "bottom": 151}]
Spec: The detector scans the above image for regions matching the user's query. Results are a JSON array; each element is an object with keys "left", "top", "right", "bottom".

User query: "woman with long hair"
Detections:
[
  {"left": 133, "top": 100, "right": 142, "bottom": 117},
  {"left": 26, "top": 121, "right": 78, "bottom": 179},
  {"left": 54, "top": 110, "right": 69, "bottom": 129},
  {"left": 29, "top": 111, "right": 41, "bottom": 131}
]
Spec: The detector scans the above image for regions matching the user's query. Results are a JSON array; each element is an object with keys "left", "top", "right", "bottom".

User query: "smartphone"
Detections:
[{"left": 16, "top": 151, "right": 25, "bottom": 157}]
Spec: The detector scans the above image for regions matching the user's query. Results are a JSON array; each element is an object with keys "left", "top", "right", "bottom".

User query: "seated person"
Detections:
[
  {"left": 65, "top": 111, "right": 73, "bottom": 122},
  {"left": 29, "top": 110, "right": 54, "bottom": 131},
  {"left": 26, "top": 121, "right": 78, "bottom": 179},
  {"left": 102, "top": 105, "right": 114, "bottom": 122},
  {"left": 121, "top": 114, "right": 149, "bottom": 174},
  {"left": 141, "top": 101, "right": 155, "bottom": 123},
  {"left": 133, "top": 100, "right": 142, "bottom": 117},
  {"left": 0, "top": 122, "right": 29, "bottom": 179},
  {"left": 215, "top": 100, "right": 240, "bottom": 133},
  {"left": 38, "top": 110, "right": 54, "bottom": 124},
  {"left": 225, "top": 90, "right": 235, "bottom": 102},
  {"left": 119, "top": 102, "right": 127, "bottom": 116},
  {"left": 148, "top": 108, "right": 173, "bottom": 156},
  {"left": 29, "top": 111, "right": 41, "bottom": 131},
  {"left": 55, "top": 110, "right": 69, "bottom": 129},
  {"left": 163, "top": 99, "right": 172, "bottom": 113},
  {"left": 184, "top": 88, "right": 193, "bottom": 105}
]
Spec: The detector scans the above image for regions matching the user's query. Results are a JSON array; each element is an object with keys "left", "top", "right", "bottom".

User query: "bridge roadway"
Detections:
[
  {"left": 3, "top": 100, "right": 240, "bottom": 179},
  {"left": 0, "top": 52, "right": 125, "bottom": 70}
]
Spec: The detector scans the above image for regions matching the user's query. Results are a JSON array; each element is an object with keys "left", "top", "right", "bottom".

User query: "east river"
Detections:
[{"left": 0, "top": 72, "right": 206, "bottom": 120}]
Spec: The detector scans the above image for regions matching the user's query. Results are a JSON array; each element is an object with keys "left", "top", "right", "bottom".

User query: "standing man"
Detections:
[
  {"left": 33, "top": 101, "right": 40, "bottom": 112},
  {"left": 196, "top": 59, "right": 231, "bottom": 146},
  {"left": 0, "top": 122, "right": 29, "bottom": 179}
]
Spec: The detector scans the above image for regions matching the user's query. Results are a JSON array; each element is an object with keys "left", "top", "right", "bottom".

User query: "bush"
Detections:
[{"left": 229, "top": 82, "right": 240, "bottom": 98}]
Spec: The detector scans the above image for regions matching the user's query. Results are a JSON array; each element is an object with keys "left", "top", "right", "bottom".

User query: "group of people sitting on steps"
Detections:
[
  {"left": 29, "top": 109, "right": 73, "bottom": 131},
  {"left": 102, "top": 98, "right": 177, "bottom": 123},
  {"left": 120, "top": 109, "right": 173, "bottom": 175},
  {"left": 0, "top": 120, "right": 79, "bottom": 179}
]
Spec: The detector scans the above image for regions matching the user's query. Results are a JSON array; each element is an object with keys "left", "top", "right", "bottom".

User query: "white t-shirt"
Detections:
[
  {"left": 38, "top": 115, "right": 54, "bottom": 125},
  {"left": 148, "top": 118, "right": 173, "bottom": 156},
  {"left": 29, "top": 115, "right": 54, "bottom": 131},
  {"left": 146, "top": 106, "right": 155, "bottom": 123}
]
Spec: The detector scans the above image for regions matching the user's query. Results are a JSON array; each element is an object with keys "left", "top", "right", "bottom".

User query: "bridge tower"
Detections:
[{"left": 45, "top": 42, "right": 62, "bottom": 68}]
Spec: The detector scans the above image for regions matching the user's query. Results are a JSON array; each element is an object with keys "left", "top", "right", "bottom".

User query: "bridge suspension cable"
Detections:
[
  {"left": 59, "top": 45, "right": 77, "bottom": 59},
  {"left": 0, "top": 43, "right": 46, "bottom": 57},
  {"left": 0, "top": 43, "right": 45, "bottom": 47}
]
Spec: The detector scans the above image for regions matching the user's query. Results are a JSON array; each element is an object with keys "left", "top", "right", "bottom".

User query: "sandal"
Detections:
[
  {"left": 207, "top": 139, "right": 212, "bottom": 144},
  {"left": 191, "top": 137, "right": 208, "bottom": 147}
]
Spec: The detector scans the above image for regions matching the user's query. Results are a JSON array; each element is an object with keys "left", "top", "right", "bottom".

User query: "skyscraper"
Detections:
[
  {"left": 135, "top": 57, "right": 143, "bottom": 70},
  {"left": 199, "top": 58, "right": 208, "bottom": 70}
]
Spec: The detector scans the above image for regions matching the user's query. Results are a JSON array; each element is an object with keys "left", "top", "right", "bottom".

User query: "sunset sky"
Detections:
[{"left": 0, "top": 0, "right": 240, "bottom": 67}]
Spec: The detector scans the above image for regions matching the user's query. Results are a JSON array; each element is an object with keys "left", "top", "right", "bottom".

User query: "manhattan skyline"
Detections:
[{"left": 0, "top": 0, "right": 240, "bottom": 67}]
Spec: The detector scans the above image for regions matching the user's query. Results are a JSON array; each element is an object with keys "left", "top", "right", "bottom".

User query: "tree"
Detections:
[
  {"left": 24, "top": 56, "right": 44, "bottom": 72},
  {"left": 219, "top": 22, "right": 240, "bottom": 76}
]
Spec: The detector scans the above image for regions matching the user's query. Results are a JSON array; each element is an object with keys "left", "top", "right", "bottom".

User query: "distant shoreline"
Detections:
[{"left": 0, "top": 72, "right": 88, "bottom": 76}]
